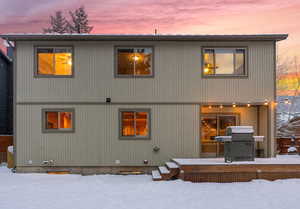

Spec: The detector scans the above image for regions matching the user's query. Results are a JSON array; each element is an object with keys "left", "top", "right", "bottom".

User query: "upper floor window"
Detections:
[
  {"left": 119, "top": 109, "right": 151, "bottom": 139},
  {"left": 42, "top": 109, "right": 74, "bottom": 133},
  {"left": 116, "top": 47, "right": 153, "bottom": 77},
  {"left": 36, "top": 47, "right": 73, "bottom": 77},
  {"left": 202, "top": 48, "right": 246, "bottom": 76}
]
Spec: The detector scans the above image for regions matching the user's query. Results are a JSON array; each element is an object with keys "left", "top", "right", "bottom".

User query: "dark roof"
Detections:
[{"left": 0, "top": 33, "right": 288, "bottom": 42}]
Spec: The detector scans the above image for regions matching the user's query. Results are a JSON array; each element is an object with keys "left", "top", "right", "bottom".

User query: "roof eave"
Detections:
[{"left": 0, "top": 34, "right": 289, "bottom": 42}]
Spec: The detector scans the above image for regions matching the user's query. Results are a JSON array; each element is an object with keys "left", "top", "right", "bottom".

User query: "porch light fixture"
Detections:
[
  {"left": 264, "top": 100, "right": 269, "bottom": 106},
  {"left": 232, "top": 103, "right": 236, "bottom": 108},
  {"left": 247, "top": 102, "right": 251, "bottom": 107}
]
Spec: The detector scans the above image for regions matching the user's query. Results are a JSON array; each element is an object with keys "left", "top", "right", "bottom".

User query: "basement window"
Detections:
[
  {"left": 115, "top": 47, "right": 153, "bottom": 77},
  {"left": 42, "top": 109, "right": 74, "bottom": 133},
  {"left": 202, "top": 48, "right": 247, "bottom": 76},
  {"left": 119, "top": 109, "right": 151, "bottom": 139},
  {"left": 36, "top": 47, "right": 73, "bottom": 77}
]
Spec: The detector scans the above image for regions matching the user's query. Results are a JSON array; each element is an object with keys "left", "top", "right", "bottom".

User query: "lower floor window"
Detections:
[
  {"left": 120, "top": 109, "right": 150, "bottom": 139},
  {"left": 43, "top": 109, "right": 74, "bottom": 132}
]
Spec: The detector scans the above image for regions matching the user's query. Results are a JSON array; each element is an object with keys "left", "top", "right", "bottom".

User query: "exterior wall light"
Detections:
[
  {"left": 284, "top": 99, "right": 291, "bottom": 105},
  {"left": 232, "top": 103, "right": 236, "bottom": 108}
]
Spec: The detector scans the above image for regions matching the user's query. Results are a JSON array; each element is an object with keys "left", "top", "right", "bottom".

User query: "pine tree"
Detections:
[
  {"left": 43, "top": 11, "right": 69, "bottom": 34},
  {"left": 68, "top": 6, "right": 93, "bottom": 34}
]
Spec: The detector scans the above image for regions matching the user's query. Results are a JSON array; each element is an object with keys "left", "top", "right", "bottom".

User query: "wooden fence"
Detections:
[{"left": 0, "top": 135, "right": 13, "bottom": 163}]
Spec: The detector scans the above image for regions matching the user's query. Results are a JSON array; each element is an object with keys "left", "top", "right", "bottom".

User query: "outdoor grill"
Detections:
[{"left": 215, "top": 126, "right": 256, "bottom": 162}]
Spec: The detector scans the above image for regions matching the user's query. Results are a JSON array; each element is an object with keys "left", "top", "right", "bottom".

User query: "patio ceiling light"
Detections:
[
  {"left": 247, "top": 102, "right": 251, "bottom": 107},
  {"left": 232, "top": 103, "right": 236, "bottom": 108}
]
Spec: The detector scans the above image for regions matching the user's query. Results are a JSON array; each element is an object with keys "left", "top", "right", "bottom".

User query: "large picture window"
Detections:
[
  {"left": 36, "top": 47, "right": 73, "bottom": 77},
  {"left": 119, "top": 109, "right": 151, "bottom": 139},
  {"left": 42, "top": 109, "right": 74, "bottom": 133},
  {"left": 116, "top": 47, "right": 153, "bottom": 77},
  {"left": 202, "top": 48, "right": 246, "bottom": 76}
]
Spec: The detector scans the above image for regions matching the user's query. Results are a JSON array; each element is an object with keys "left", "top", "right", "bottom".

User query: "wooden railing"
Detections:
[
  {"left": 277, "top": 138, "right": 300, "bottom": 154},
  {"left": 0, "top": 135, "right": 13, "bottom": 163}
]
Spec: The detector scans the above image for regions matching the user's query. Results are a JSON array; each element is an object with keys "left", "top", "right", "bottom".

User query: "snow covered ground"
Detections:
[{"left": 1, "top": 166, "right": 300, "bottom": 209}]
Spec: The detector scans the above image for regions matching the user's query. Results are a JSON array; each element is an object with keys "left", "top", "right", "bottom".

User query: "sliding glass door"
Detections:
[{"left": 201, "top": 113, "right": 239, "bottom": 157}]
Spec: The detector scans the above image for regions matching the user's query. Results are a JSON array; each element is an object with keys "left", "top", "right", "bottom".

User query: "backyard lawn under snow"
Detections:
[{"left": 1, "top": 166, "right": 300, "bottom": 209}]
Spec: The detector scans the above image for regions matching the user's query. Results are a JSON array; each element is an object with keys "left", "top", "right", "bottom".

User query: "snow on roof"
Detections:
[{"left": 0, "top": 33, "right": 288, "bottom": 42}]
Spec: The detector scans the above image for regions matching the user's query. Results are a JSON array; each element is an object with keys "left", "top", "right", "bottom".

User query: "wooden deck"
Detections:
[{"left": 152, "top": 155, "right": 300, "bottom": 183}]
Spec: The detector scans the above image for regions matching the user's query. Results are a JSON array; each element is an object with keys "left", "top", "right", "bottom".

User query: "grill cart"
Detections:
[{"left": 215, "top": 126, "right": 264, "bottom": 163}]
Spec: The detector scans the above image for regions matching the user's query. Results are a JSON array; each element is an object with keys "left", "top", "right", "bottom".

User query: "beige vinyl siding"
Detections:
[
  {"left": 16, "top": 104, "right": 200, "bottom": 166},
  {"left": 16, "top": 41, "right": 275, "bottom": 104}
]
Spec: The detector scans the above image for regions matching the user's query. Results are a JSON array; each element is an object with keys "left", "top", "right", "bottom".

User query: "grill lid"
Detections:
[{"left": 227, "top": 126, "right": 254, "bottom": 134}]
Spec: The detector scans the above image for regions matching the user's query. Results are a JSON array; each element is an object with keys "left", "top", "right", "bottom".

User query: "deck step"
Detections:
[
  {"left": 152, "top": 170, "right": 162, "bottom": 181},
  {"left": 159, "top": 166, "right": 170, "bottom": 174},
  {"left": 166, "top": 162, "right": 179, "bottom": 169}
]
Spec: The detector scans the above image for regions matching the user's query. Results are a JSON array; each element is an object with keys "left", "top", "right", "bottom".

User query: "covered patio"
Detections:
[{"left": 200, "top": 104, "right": 273, "bottom": 158}]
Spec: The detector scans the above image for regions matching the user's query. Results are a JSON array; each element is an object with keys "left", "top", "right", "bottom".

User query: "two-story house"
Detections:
[{"left": 0, "top": 34, "right": 288, "bottom": 173}]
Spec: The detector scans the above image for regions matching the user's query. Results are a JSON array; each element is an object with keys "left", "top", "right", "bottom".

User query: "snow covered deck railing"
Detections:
[{"left": 172, "top": 155, "right": 300, "bottom": 165}]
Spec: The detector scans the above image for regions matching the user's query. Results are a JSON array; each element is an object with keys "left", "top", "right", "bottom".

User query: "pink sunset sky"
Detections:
[{"left": 0, "top": 0, "right": 299, "bottom": 59}]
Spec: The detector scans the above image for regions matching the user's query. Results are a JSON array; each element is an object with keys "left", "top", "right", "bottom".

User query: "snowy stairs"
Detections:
[{"left": 152, "top": 161, "right": 180, "bottom": 181}]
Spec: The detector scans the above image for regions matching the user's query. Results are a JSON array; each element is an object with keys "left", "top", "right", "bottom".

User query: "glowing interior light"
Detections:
[
  {"left": 68, "top": 60, "right": 72, "bottom": 65},
  {"left": 133, "top": 56, "right": 139, "bottom": 61},
  {"left": 219, "top": 105, "right": 223, "bottom": 109},
  {"left": 284, "top": 99, "right": 290, "bottom": 104},
  {"left": 204, "top": 68, "right": 209, "bottom": 73},
  {"left": 208, "top": 105, "right": 212, "bottom": 109}
]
